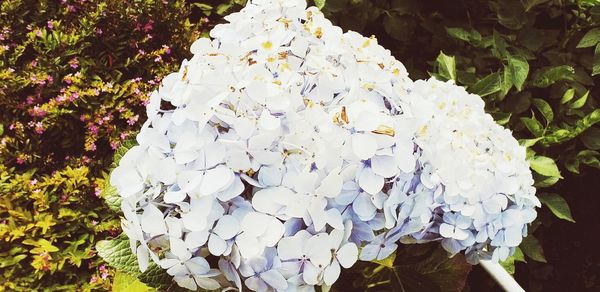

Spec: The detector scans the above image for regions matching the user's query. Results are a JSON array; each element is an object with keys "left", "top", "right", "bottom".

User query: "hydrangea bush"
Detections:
[{"left": 104, "top": 1, "right": 539, "bottom": 290}]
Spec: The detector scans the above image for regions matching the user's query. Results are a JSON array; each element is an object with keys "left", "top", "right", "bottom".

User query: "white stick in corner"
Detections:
[{"left": 480, "top": 260, "right": 526, "bottom": 292}]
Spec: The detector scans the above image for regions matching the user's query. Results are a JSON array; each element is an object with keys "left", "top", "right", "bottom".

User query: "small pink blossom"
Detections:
[{"left": 47, "top": 21, "right": 54, "bottom": 29}]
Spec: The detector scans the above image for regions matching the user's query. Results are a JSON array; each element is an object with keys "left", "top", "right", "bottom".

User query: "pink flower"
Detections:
[
  {"left": 34, "top": 122, "right": 44, "bottom": 134},
  {"left": 16, "top": 157, "right": 25, "bottom": 164},
  {"left": 110, "top": 141, "right": 119, "bottom": 150},
  {"left": 47, "top": 21, "right": 54, "bottom": 29},
  {"left": 127, "top": 115, "right": 139, "bottom": 125},
  {"left": 95, "top": 28, "right": 103, "bottom": 35},
  {"left": 69, "top": 58, "right": 79, "bottom": 69},
  {"left": 154, "top": 56, "right": 162, "bottom": 62}
]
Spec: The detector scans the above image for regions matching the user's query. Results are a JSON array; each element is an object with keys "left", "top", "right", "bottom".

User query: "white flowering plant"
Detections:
[{"left": 97, "top": 0, "right": 540, "bottom": 291}]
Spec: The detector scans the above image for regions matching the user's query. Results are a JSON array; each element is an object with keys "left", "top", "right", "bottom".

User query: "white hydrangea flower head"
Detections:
[
  {"left": 393, "top": 78, "right": 540, "bottom": 263},
  {"left": 109, "top": 0, "right": 538, "bottom": 290}
]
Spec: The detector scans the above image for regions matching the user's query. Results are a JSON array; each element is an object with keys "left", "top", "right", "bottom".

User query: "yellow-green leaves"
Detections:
[
  {"left": 539, "top": 193, "right": 575, "bottom": 222},
  {"left": 434, "top": 51, "right": 457, "bottom": 81},
  {"left": 529, "top": 155, "right": 561, "bottom": 178},
  {"left": 314, "top": 0, "right": 327, "bottom": 10},
  {"left": 113, "top": 271, "right": 153, "bottom": 292}
]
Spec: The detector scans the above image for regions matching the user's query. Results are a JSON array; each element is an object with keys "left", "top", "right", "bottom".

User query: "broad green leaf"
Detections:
[
  {"left": 581, "top": 127, "right": 600, "bottom": 150},
  {"left": 531, "top": 98, "right": 553, "bottom": 124},
  {"left": 0, "top": 124, "right": 3, "bottom": 136},
  {"left": 507, "top": 56, "right": 529, "bottom": 91},
  {"left": 528, "top": 155, "right": 561, "bottom": 178},
  {"left": 102, "top": 182, "right": 122, "bottom": 213},
  {"left": 520, "top": 117, "right": 544, "bottom": 137},
  {"left": 137, "top": 264, "right": 189, "bottom": 291},
  {"left": 532, "top": 65, "right": 575, "bottom": 87},
  {"left": 390, "top": 245, "right": 471, "bottom": 292},
  {"left": 314, "top": 0, "right": 326, "bottom": 9},
  {"left": 469, "top": 72, "right": 501, "bottom": 97},
  {"left": 520, "top": 235, "right": 547, "bottom": 263},
  {"left": 113, "top": 271, "right": 153, "bottom": 292},
  {"left": 435, "top": 51, "right": 456, "bottom": 81},
  {"left": 569, "top": 90, "right": 589, "bottom": 109},
  {"left": 501, "top": 66, "right": 513, "bottom": 97},
  {"left": 96, "top": 234, "right": 140, "bottom": 274},
  {"left": 538, "top": 193, "right": 575, "bottom": 222},
  {"left": 576, "top": 28, "right": 600, "bottom": 48},
  {"left": 560, "top": 88, "right": 575, "bottom": 104}
]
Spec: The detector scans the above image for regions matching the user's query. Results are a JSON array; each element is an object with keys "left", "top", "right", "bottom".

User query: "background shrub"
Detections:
[{"left": 0, "top": 0, "right": 242, "bottom": 289}]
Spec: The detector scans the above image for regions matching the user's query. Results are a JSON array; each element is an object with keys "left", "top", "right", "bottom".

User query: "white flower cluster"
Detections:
[{"left": 110, "top": 0, "right": 539, "bottom": 291}]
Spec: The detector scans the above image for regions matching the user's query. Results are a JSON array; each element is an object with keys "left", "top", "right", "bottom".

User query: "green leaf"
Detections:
[
  {"left": 581, "top": 127, "right": 600, "bottom": 150},
  {"left": 391, "top": 246, "right": 471, "bottom": 292},
  {"left": 593, "top": 44, "right": 600, "bottom": 76},
  {"left": 469, "top": 72, "right": 501, "bottom": 97},
  {"left": 113, "top": 271, "right": 153, "bottom": 292},
  {"left": 102, "top": 183, "right": 122, "bottom": 213},
  {"left": 538, "top": 193, "right": 575, "bottom": 222},
  {"left": 446, "top": 27, "right": 482, "bottom": 43},
  {"left": 520, "top": 235, "right": 547, "bottom": 263},
  {"left": 531, "top": 98, "right": 553, "bottom": 124},
  {"left": 569, "top": 90, "right": 589, "bottom": 109},
  {"left": 96, "top": 234, "right": 140, "bottom": 274},
  {"left": 314, "top": 0, "right": 326, "bottom": 9},
  {"left": 521, "top": 0, "right": 550, "bottom": 11},
  {"left": 560, "top": 88, "right": 575, "bottom": 104},
  {"left": 435, "top": 51, "right": 456, "bottom": 81},
  {"left": 578, "top": 150, "right": 600, "bottom": 169},
  {"left": 532, "top": 65, "right": 575, "bottom": 88},
  {"left": 137, "top": 264, "right": 190, "bottom": 291},
  {"left": 507, "top": 56, "right": 529, "bottom": 91},
  {"left": 0, "top": 124, "right": 3, "bottom": 136},
  {"left": 373, "top": 253, "right": 396, "bottom": 268},
  {"left": 491, "top": 111, "right": 512, "bottom": 125},
  {"left": 520, "top": 117, "right": 545, "bottom": 137},
  {"left": 528, "top": 155, "right": 561, "bottom": 178},
  {"left": 519, "top": 137, "right": 543, "bottom": 148},
  {"left": 577, "top": 28, "right": 600, "bottom": 48}
]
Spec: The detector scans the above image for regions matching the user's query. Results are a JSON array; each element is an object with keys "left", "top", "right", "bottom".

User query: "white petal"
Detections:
[
  {"left": 323, "top": 261, "right": 341, "bottom": 286},
  {"left": 439, "top": 223, "right": 455, "bottom": 239},
  {"left": 352, "top": 134, "right": 378, "bottom": 160},
  {"left": 164, "top": 190, "right": 187, "bottom": 204},
  {"left": 198, "top": 165, "right": 234, "bottom": 196},
  {"left": 185, "top": 231, "right": 209, "bottom": 249},
  {"left": 316, "top": 170, "right": 343, "bottom": 198},
  {"left": 213, "top": 215, "right": 240, "bottom": 240},
  {"left": 260, "top": 269, "right": 288, "bottom": 290},
  {"left": 358, "top": 168, "right": 384, "bottom": 194},
  {"left": 371, "top": 155, "right": 398, "bottom": 178},
  {"left": 336, "top": 243, "right": 358, "bottom": 268},
  {"left": 141, "top": 204, "right": 167, "bottom": 236},
  {"left": 325, "top": 208, "right": 344, "bottom": 230},
  {"left": 136, "top": 246, "right": 150, "bottom": 272},
  {"left": 185, "top": 256, "right": 210, "bottom": 275},
  {"left": 208, "top": 234, "right": 228, "bottom": 256}
]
